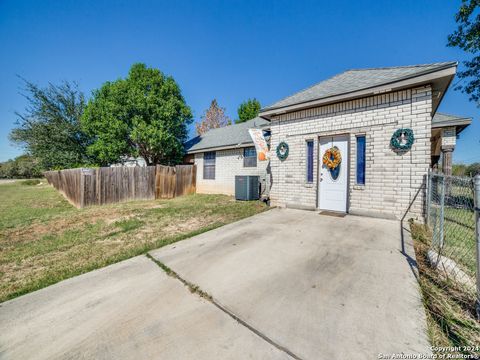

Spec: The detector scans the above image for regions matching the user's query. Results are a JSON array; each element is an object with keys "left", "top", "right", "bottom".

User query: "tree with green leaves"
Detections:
[
  {"left": 466, "top": 162, "right": 480, "bottom": 176},
  {"left": 236, "top": 98, "right": 261, "bottom": 123},
  {"left": 452, "top": 163, "right": 468, "bottom": 176},
  {"left": 0, "top": 155, "right": 43, "bottom": 179},
  {"left": 82, "top": 63, "right": 193, "bottom": 166},
  {"left": 9, "top": 79, "right": 92, "bottom": 170},
  {"left": 448, "top": 0, "right": 480, "bottom": 104},
  {"left": 195, "top": 99, "right": 231, "bottom": 135},
  {"left": 454, "top": 162, "right": 480, "bottom": 176}
]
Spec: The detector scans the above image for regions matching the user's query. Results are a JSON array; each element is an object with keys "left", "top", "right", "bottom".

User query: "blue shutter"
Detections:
[
  {"left": 356, "top": 136, "right": 366, "bottom": 185},
  {"left": 307, "top": 141, "right": 314, "bottom": 183}
]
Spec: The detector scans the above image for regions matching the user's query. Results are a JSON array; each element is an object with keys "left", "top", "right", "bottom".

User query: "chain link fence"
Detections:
[{"left": 427, "top": 172, "right": 480, "bottom": 318}]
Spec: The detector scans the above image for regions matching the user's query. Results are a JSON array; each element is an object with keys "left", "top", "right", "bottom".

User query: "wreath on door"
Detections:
[{"left": 322, "top": 146, "right": 342, "bottom": 170}]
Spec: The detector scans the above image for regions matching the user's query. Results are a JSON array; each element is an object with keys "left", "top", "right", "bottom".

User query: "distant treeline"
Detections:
[
  {"left": 452, "top": 163, "right": 480, "bottom": 177},
  {"left": 0, "top": 155, "right": 43, "bottom": 179}
]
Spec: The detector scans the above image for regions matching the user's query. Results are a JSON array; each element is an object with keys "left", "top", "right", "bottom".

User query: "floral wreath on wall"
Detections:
[
  {"left": 322, "top": 146, "right": 342, "bottom": 170},
  {"left": 276, "top": 141, "right": 289, "bottom": 161},
  {"left": 390, "top": 128, "right": 415, "bottom": 151}
]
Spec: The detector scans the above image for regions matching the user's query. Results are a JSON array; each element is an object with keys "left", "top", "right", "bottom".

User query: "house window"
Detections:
[
  {"left": 306, "top": 140, "right": 314, "bottom": 183},
  {"left": 243, "top": 147, "right": 257, "bottom": 167},
  {"left": 203, "top": 151, "right": 216, "bottom": 179},
  {"left": 356, "top": 135, "right": 366, "bottom": 185}
]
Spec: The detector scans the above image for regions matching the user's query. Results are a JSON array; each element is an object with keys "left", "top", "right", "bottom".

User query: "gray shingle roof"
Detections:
[
  {"left": 262, "top": 62, "right": 457, "bottom": 112},
  {"left": 432, "top": 112, "right": 472, "bottom": 134},
  {"left": 432, "top": 112, "right": 470, "bottom": 124},
  {"left": 185, "top": 117, "right": 269, "bottom": 153}
]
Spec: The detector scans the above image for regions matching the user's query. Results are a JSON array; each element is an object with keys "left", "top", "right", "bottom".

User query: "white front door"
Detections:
[{"left": 318, "top": 135, "right": 349, "bottom": 212}]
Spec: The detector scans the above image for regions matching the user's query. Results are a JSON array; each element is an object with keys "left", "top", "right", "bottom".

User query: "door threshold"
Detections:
[{"left": 318, "top": 210, "right": 346, "bottom": 218}]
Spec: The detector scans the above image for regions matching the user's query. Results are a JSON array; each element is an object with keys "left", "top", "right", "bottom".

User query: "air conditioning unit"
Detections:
[{"left": 235, "top": 175, "right": 260, "bottom": 201}]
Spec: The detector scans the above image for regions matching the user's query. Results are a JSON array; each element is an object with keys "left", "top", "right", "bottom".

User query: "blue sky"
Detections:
[{"left": 0, "top": 0, "right": 478, "bottom": 163}]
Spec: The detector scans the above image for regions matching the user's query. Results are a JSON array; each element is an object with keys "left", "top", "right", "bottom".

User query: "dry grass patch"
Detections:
[{"left": 0, "top": 181, "right": 267, "bottom": 302}]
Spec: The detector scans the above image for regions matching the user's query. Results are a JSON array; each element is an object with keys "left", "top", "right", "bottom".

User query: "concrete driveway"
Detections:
[
  {"left": 0, "top": 256, "right": 288, "bottom": 360},
  {"left": 0, "top": 208, "right": 429, "bottom": 359},
  {"left": 150, "top": 208, "right": 429, "bottom": 359}
]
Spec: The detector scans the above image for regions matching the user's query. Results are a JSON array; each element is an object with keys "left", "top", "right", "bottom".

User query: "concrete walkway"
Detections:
[{"left": 0, "top": 208, "right": 429, "bottom": 359}]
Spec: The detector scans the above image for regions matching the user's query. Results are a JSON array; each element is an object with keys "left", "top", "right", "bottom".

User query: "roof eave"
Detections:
[
  {"left": 186, "top": 141, "right": 254, "bottom": 154},
  {"left": 432, "top": 117, "right": 472, "bottom": 135},
  {"left": 259, "top": 63, "right": 457, "bottom": 120}
]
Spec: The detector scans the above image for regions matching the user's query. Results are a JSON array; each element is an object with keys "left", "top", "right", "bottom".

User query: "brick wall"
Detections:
[
  {"left": 269, "top": 85, "right": 432, "bottom": 220},
  {"left": 194, "top": 148, "right": 269, "bottom": 195}
]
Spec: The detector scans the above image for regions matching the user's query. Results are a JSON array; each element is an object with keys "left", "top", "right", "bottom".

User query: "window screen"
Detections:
[
  {"left": 243, "top": 147, "right": 257, "bottom": 167},
  {"left": 203, "top": 151, "right": 216, "bottom": 180}
]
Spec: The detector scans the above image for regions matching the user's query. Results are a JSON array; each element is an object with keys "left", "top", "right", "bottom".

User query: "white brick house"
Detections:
[
  {"left": 185, "top": 118, "right": 270, "bottom": 195},
  {"left": 186, "top": 62, "right": 471, "bottom": 220}
]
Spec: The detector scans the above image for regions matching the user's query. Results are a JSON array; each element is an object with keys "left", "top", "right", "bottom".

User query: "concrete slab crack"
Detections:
[{"left": 145, "top": 254, "right": 302, "bottom": 360}]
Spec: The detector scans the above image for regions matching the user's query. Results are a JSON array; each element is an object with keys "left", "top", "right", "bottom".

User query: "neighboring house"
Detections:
[
  {"left": 185, "top": 62, "right": 471, "bottom": 220},
  {"left": 110, "top": 156, "right": 147, "bottom": 167},
  {"left": 184, "top": 117, "right": 270, "bottom": 195}
]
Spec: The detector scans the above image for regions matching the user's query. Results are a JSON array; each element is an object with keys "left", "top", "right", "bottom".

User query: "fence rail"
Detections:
[
  {"left": 427, "top": 172, "right": 480, "bottom": 318},
  {"left": 45, "top": 165, "right": 196, "bottom": 208}
]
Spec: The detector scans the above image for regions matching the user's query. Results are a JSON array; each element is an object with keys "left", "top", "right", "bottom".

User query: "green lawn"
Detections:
[
  {"left": 0, "top": 180, "right": 268, "bottom": 303},
  {"left": 430, "top": 205, "right": 476, "bottom": 276},
  {"left": 444, "top": 207, "right": 476, "bottom": 276}
]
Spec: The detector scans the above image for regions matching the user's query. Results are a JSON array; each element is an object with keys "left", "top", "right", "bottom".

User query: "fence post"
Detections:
[
  {"left": 79, "top": 170, "right": 85, "bottom": 208},
  {"left": 439, "top": 175, "right": 445, "bottom": 248},
  {"left": 473, "top": 174, "right": 480, "bottom": 320},
  {"left": 426, "top": 170, "right": 432, "bottom": 226}
]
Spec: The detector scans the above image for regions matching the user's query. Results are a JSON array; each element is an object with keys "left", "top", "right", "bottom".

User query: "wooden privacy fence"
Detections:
[
  {"left": 44, "top": 165, "right": 196, "bottom": 208},
  {"left": 156, "top": 165, "right": 196, "bottom": 199}
]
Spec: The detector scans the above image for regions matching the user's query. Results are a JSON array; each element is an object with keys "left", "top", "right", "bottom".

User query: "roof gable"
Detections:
[
  {"left": 261, "top": 62, "right": 457, "bottom": 115},
  {"left": 185, "top": 117, "right": 269, "bottom": 153}
]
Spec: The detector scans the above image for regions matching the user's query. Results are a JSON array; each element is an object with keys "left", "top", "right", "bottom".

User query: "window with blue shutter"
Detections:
[
  {"left": 306, "top": 140, "right": 314, "bottom": 183},
  {"left": 356, "top": 136, "right": 366, "bottom": 185}
]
